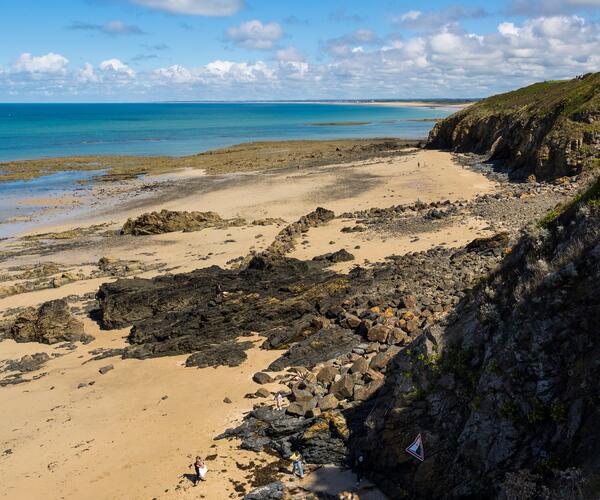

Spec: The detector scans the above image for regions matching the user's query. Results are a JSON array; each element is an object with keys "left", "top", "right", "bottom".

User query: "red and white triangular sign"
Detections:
[{"left": 405, "top": 433, "right": 425, "bottom": 461}]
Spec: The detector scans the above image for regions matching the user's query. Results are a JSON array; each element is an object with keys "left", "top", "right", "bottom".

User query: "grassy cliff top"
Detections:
[{"left": 461, "top": 72, "right": 599, "bottom": 120}]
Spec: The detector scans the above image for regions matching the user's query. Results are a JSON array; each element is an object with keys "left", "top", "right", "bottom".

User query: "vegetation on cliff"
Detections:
[{"left": 427, "top": 73, "right": 600, "bottom": 179}]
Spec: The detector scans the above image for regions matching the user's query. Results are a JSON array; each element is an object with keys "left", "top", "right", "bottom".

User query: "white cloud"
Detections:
[
  {"left": 154, "top": 64, "right": 194, "bottom": 83},
  {"left": 225, "top": 20, "right": 283, "bottom": 50},
  {"left": 78, "top": 62, "right": 99, "bottom": 83},
  {"left": 276, "top": 46, "right": 305, "bottom": 63},
  {"left": 3, "top": 15, "right": 600, "bottom": 100},
  {"left": 129, "top": 0, "right": 243, "bottom": 16},
  {"left": 400, "top": 10, "right": 422, "bottom": 22},
  {"left": 100, "top": 58, "right": 135, "bottom": 78},
  {"left": 394, "top": 6, "right": 488, "bottom": 30},
  {"left": 13, "top": 52, "right": 69, "bottom": 74}
]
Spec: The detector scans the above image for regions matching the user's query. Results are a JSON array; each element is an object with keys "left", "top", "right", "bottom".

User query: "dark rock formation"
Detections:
[
  {"left": 96, "top": 255, "right": 354, "bottom": 366},
  {"left": 313, "top": 249, "right": 355, "bottom": 263},
  {"left": 9, "top": 299, "right": 89, "bottom": 345},
  {"left": 352, "top": 177, "right": 600, "bottom": 498},
  {"left": 121, "top": 209, "right": 245, "bottom": 235},
  {"left": 427, "top": 73, "right": 600, "bottom": 179},
  {"left": 3, "top": 352, "right": 50, "bottom": 373}
]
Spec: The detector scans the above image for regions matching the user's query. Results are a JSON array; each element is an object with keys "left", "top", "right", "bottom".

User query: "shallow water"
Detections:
[
  {"left": 0, "top": 170, "right": 104, "bottom": 236},
  {"left": 0, "top": 102, "right": 451, "bottom": 161}
]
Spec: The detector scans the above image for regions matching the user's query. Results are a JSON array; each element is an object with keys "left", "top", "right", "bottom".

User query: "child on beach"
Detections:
[
  {"left": 189, "top": 456, "right": 208, "bottom": 485},
  {"left": 274, "top": 392, "right": 284, "bottom": 410},
  {"left": 290, "top": 451, "right": 304, "bottom": 479}
]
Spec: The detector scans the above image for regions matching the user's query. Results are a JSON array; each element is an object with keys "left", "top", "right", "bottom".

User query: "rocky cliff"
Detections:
[
  {"left": 353, "top": 177, "right": 600, "bottom": 498},
  {"left": 427, "top": 73, "right": 600, "bottom": 180}
]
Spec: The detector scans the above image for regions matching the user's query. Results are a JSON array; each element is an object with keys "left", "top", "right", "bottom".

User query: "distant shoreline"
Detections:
[{"left": 161, "top": 99, "right": 476, "bottom": 109}]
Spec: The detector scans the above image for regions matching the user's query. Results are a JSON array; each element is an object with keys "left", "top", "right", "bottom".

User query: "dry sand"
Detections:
[{"left": 0, "top": 148, "right": 496, "bottom": 499}]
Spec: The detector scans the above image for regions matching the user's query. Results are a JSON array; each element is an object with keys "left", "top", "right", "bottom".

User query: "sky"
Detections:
[{"left": 0, "top": 0, "right": 599, "bottom": 101}]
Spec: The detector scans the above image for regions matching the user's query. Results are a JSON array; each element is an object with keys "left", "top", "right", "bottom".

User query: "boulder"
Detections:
[
  {"left": 256, "top": 388, "right": 271, "bottom": 398},
  {"left": 330, "top": 374, "right": 355, "bottom": 400},
  {"left": 121, "top": 209, "right": 242, "bottom": 236},
  {"left": 244, "top": 481, "right": 285, "bottom": 500},
  {"left": 253, "top": 372, "right": 274, "bottom": 385},
  {"left": 6, "top": 352, "right": 50, "bottom": 373},
  {"left": 349, "top": 356, "right": 369, "bottom": 375},
  {"left": 317, "top": 365, "right": 339, "bottom": 385},
  {"left": 369, "top": 346, "right": 401, "bottom": 371},
  {"left": 10, "top": 299, "right": 87, "bottom": 345},
  {"left": 318, "top": 394, "right": 339, "bottom": 411},
  {"left": 353, "top": 379, "right": 384, "bottom": 401},
  {"left": 388, "top": 327, "right": 412, "bottom": 345},
  {"left": 367, "top": 324, "right": 390, "bottom": 343}
]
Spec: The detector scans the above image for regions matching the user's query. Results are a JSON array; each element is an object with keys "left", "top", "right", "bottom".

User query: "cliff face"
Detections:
[
  {"left": 427, "top": 73, "right": 600, "bottom": 180},
  {"left": 354, "top": 178, "right": 600, "bottom": 498}
]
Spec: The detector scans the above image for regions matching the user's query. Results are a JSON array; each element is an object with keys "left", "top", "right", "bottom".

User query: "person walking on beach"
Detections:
[
  {"left": 274, "top": 392, "right": 284, "bottom": 410},
  {"left": 290, "top": 451, "right": 304, "bottom": 479},
  {"left": 189, "top": 456, "right": 208, "bottom": 486}
]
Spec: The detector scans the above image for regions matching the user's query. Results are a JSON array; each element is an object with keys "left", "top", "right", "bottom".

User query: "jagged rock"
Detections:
[
  {"left": 353, "top": 379, "right": 384, "bottom": 401},
  {"left": 184, "top": 342, "right": 253, "bottom": 369},
  {"left": 244, "top": 481, "right": 285, "bottom": 500},
  {"left": 97, "top": 255, "right": 352, "bottom": 366},
  {"left": 313, "top": 249, "right": 355, "bottom": 263},
  {"left": 369, "top": 346, "right": 401, "bottom": 371},
  {"left": 268, "top": 327, "right": 363, "bottom": 371},
  {"left": 330, "top": 375, "right": 355, "bottom": 400},
  {"left": 286, "top": 399, "right": 316, "bottom": 417},
  {"left": 387, "top": 327, "right": 411, "bottom": 345},
  {"left": 317, "top": 366, "right": 339, "bottom": 385},
  {"left": 318, "top": 394, "right": 339, "bottom": 411},
  {"left": 349, "top": 357, "right": 369, "bottom": 375},
  {"left": 366, "top": 324, "right": 390, "bottom": 343},
  {"left": 4, "top": 353, "right": 50, "bottom": 373},
  {"left": 9, "top": 299, "right": 87, "bottom": 345},
  {"left": 253, "top": 372, "right": 274, "bottom": 385},
  {"left": 121, "top": 209, "right": 244, "bottom": 235},
  {"left": 466, "top": 232, "right": 510, "bottom": 253}
]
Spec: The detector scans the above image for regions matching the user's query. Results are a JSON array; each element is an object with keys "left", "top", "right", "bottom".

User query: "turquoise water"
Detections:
[
  {"left": 0, "top": 170, "right": 103, "bottom": 224},
  {"left": 0, "top": 103, "right": 450, "bottom": 162}
]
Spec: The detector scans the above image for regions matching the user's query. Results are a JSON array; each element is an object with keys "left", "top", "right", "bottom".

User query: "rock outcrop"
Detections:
[
  {"left": 9, "top": 299, "right": 89, "bottom": 345},
  {"left": 427, "top": 73, "right": 600, "bottom": 180},
  {"left": 121, "top": 209, "right": 245, "bottom": 235}
]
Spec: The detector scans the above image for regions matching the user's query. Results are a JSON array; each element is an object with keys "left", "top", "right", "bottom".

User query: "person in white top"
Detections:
[{"left": 189, "top": 456, "right": 208, "bottom": 485}]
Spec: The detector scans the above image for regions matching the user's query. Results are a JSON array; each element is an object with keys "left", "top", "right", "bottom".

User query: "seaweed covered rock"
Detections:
[
  {"left": 121, "top": 209, "right": 244, "bottom": 235},
  {"left": 97, "top": 256, "right": 355, "bottom": 365},
  {"left": 10, "top": 299, "right": 88, "bottom": 345}
]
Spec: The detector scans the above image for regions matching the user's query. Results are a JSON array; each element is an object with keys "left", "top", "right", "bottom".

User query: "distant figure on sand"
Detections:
[
  {"left": 290, "top": 451, "right": 304, "bottom": 479},
  {"left": 354, "top": 451, "right": 365, "bottom": 485},
  {"left": 274, "top": 392, "right": 284, "bottom": 410},
  {"left": 189, "top": 456, "right": 208, "bottom": 485}
]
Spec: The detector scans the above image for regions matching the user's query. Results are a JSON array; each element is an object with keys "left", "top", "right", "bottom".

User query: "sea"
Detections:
[
  {"left": 0, "top": 102, "right": 455, "bottom": 235},
  {"left": 0, "top": 102, "right": 453, "bottom": 162}
]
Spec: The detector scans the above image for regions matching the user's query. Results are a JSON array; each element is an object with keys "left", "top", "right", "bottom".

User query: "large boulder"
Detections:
[
  {"left": 330, "top": 374, "right": 355, "bottom": 400},
  {"left": 10, "top": 300, "right": 88, "bottom": 345},
  {"left": 121, "top": 209, "right": 243, "bottom": 235}
]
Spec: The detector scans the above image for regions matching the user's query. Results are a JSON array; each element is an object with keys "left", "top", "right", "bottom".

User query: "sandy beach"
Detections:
[{"left": 0, "top": 146, "right": 498, "bottom": 499}]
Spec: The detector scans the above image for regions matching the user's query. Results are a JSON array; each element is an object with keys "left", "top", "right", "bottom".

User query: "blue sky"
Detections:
[{"left": 1, "top": 0, "right": 599, "bottom": 101}]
